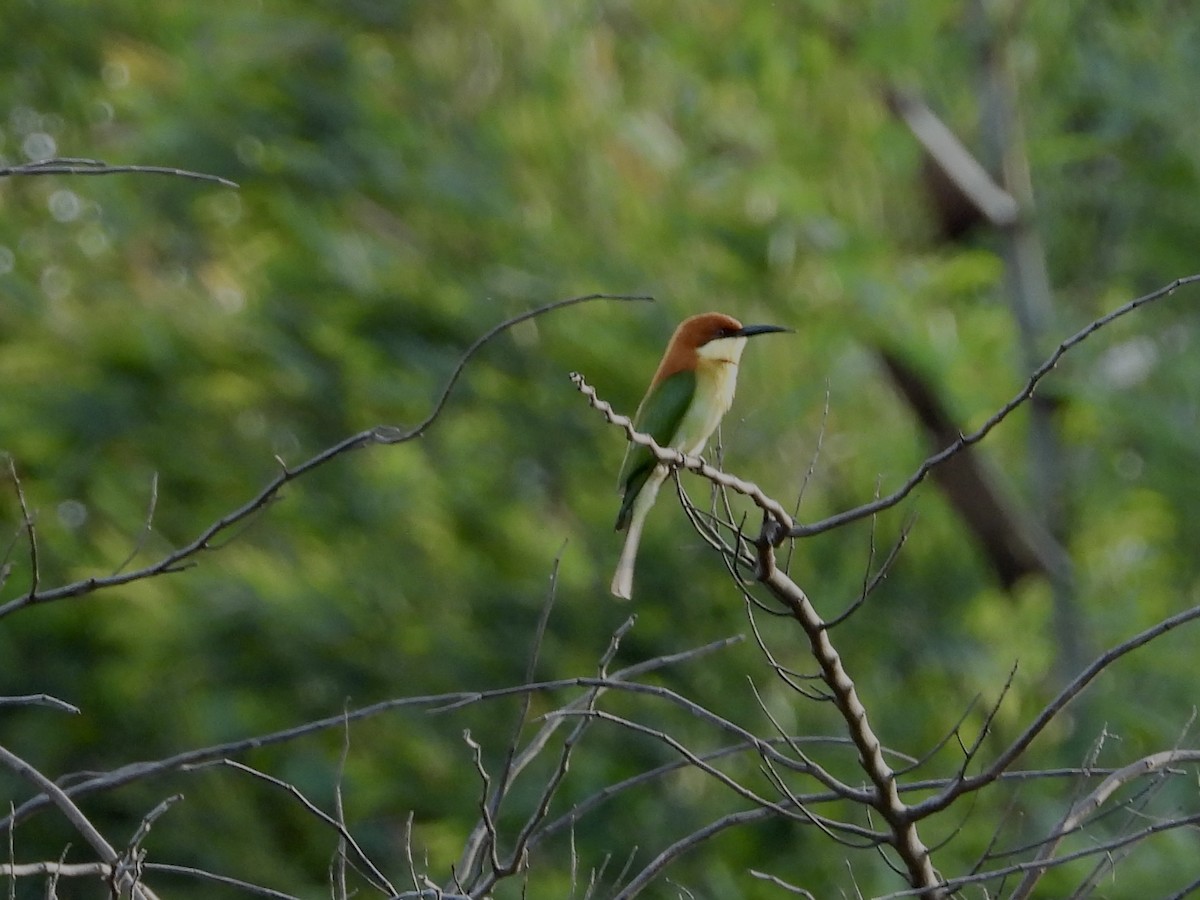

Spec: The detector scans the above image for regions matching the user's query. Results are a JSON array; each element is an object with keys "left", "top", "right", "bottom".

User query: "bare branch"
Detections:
[
  {"left": 0, "top": 859, "right": 286, "bottom": 898},
  {"left": 4, "top": 459, "right": 38, "bottom": 599},
  {"left": 0, "top": 860, "right": 99, "bottom": 879},
  {"left": 878, "top": 810, "right": 1200, "bottom": 898},
  {"left": 1068, "top": 712, "right": 1198, "bottom": 896},
  {"left": 823, "top": 515, "right": 913, "bottom": 629},
  {"left": 790, "top": 274, "right": 1200, "bottom": 537},
  {"left": 744, "top": 598, "right": 831, "bottom": 701},
  {"left": 377, "top": 294, "right": 651, "bottom": 447},
  {"left": 0, "top": 156, "right": 238, "bottom": 188},
  {"left": 1010, "top": 749, "right": 1200, "bottom": 900},
  {"left": 126, "top": 794, "right": 181, "bottom": 857},
  {"left": 488, "top": 549, "right": 564, "bottom": 852},
  {"left": 532, "top": 735, "right": 829, "bottom": 854},
  {"left": 489, "top": 579, "right": 615, "bottom": 885},
  {"left": 611, "top": 807, "right": 774, "bottom": 899},
  {"left": 143, "top": 862, "right": 303, "bottom": 898},
  {"left": 0, "top": 694, "right": 80, "bottom": 714},
  {"left": 456, "top": 613, "right": 752, "bottom": 895},
  {"left": 112, "top": 472, "right": 160, "bottom": 576},
  {"left": 3, "top": 636, "right": 739, "bottom": 833},
  {"left": 0, "top": 293, "right": 649, "bottom": 619},
  {"left": 189, "top": 759, "right": 396, "bottom": 896},
  {"left": 451, "top": 553, "right": 564, "bottom": 889},
  {"left": 1165, "top": 874, "right": 1200, "bottom": 900},
  {"left": 570, "top": 373, "right": 794, "bottom": 531},
  {"left": 756, "top": 751, "right": 886, "bottom": 848},
  {"left": 913, "top": 601, "right": 1200, "bottom": 818},
  {"left": 749, "top": 868, "right": 817, "bottom": 897},
  {"left": 549, "top": 707, "right": 850, "bottom": 834},
  {"left": 753, "top": 552, "right": 940, "bottom": 893},
  {"left": 951, "top": 662, "right": 1019, "bottom": 780},
  {"left": 462, "top": 730, "right": 503, "bottom": 876},
  {"left": 563, "top": 676, "right": 869, "bottom": 800},
  {"left": 330, "top": 707, "right": 352, "bottom": 900},
  {"left": 787, "top": 381, "right": 831, "bottom": 551},
  {"left": 0, "top": 742, "right": 161, "bottom": 899}
]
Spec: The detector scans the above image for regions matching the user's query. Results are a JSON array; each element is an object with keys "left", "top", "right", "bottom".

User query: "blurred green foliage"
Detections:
[{"left": 2, "top": 1, "right": 1200, "bottom": 897}]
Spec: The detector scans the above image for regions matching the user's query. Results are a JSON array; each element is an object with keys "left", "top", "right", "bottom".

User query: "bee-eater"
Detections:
[{"left": 611, "top": 312, "right": 789, "bottom": 599}]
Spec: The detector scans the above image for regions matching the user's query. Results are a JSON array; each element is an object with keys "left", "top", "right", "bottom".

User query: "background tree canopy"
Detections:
[{"left": 2, "top": 1, "right": 1199, "bottom": 897}]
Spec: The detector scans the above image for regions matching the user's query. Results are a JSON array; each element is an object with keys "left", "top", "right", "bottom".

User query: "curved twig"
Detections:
[
  {"left": 0, "top": 293, "right": 650, "bottom": 619},
  {"left": 187, "top": 759, "right": 395, "bottom": 895},
  {"left": 790, "top": 274, "right": 1200, "bottom": 537},
  {"left": 611, "top": 807, "right": 783, "bottom": 899}
]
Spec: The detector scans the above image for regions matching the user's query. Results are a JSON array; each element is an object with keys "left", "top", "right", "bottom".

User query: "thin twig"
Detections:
[
  {"left": 48, "top": 845, "right": 70, "bottom": 898},
  {"left": 912, "top": 601, "right": 1200, "bottom": 819},
  {"left": 143, "top": 862, "right": 302, "bottom": 899},
  {"left": 952, "top": 663, "right": 1020, "bottom": 781},
  {"left": 790, "top": 274, "right": 1200, "bottom": 537},
  {"left": 756, "top": 747, "right": 886, "bottom": 847},
  {"left": 749, "top": 868, "right": 817, "bottom": 898},
  {"left": 823, "top": 516, "right": 913, "bottom": 629},
  {"left": 331, "top": 706, "right": 352, "bottom": 900},
  {"left": 0, "top": 156, "right": 238, "bottom": 188},
  {"left": 126, "top": 794, "right": 181, "bottom": 856},
  {"left": 0, "top": 694, "right": 80, "bottom": 714},
  {"left": 1010, "top": 749, "right": 1200, "bottom": 900},
  {"left": 5, "top": 800, "right": 13, "bottom": 900},
  {"left": 611, "top": 808, "right": 776, "bottom": 899},
  {"left": 1163, "top": 873, "right": 1200, "bottom": 900},
  {"left": 877, "top": 810, "right": 1200, "bottom": 898},
  {"left": 786, "top": 381, "right": 831, "bottom": 574},
  {"left": 744, "top": 599, "right": 829, "bottom": 701},
  {"left": 112, "top": 473, "right": 159, "bottom": 576},
  {"left": 0, "top": 293, "right": 649, "bottom": 619},
  {"left": 3, "top": 634, "right": 737, "bottom": 833},
  {"left": 548, "top": 707, "right": 841, "bottom": 829},
  {"left": 188, "top": 759, "right": 396, "bottom": 896},
  {"left": 0, "top": 743, "right": 160, "bottom": 899},
  {"left": 402, "top": 812, "right": 429, "bottom": 896},
  {"left": 452, "top": 549, "right": 566, "bottom": 890},
  {"left": 1066, "top": 710, "right": 1197, "bottom": 897},
  {"left": 5, "top": 460, "right": 38, "bottom": 599}
]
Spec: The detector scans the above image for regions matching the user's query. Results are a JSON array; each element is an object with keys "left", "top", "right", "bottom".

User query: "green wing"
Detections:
[{"left": 615, "top": 369, "right": 696, "bottom": 530}]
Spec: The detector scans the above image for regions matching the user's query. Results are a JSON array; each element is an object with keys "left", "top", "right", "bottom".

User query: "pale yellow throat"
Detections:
[{"left": 673, "top": 336, "right": 747, "bottom": 454}]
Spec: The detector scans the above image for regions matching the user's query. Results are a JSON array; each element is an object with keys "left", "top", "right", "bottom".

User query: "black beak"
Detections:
[{"left": 735, "top": 323, "right": 792, "bottom": 338}]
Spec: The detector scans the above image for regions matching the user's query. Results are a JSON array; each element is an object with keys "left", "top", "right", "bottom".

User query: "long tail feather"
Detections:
[{"left": 610, "top": 467, "right": 667, "bottom": 600}]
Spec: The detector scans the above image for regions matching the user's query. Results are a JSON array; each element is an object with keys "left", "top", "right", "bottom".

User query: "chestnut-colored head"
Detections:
[{"left": 650, "top": 312, "right": 788, "bottom": 385}]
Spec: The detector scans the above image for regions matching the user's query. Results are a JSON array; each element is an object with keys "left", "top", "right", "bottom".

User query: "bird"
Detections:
[{"left": 611, "top": 312, "right": 789, "bottom": 599}]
